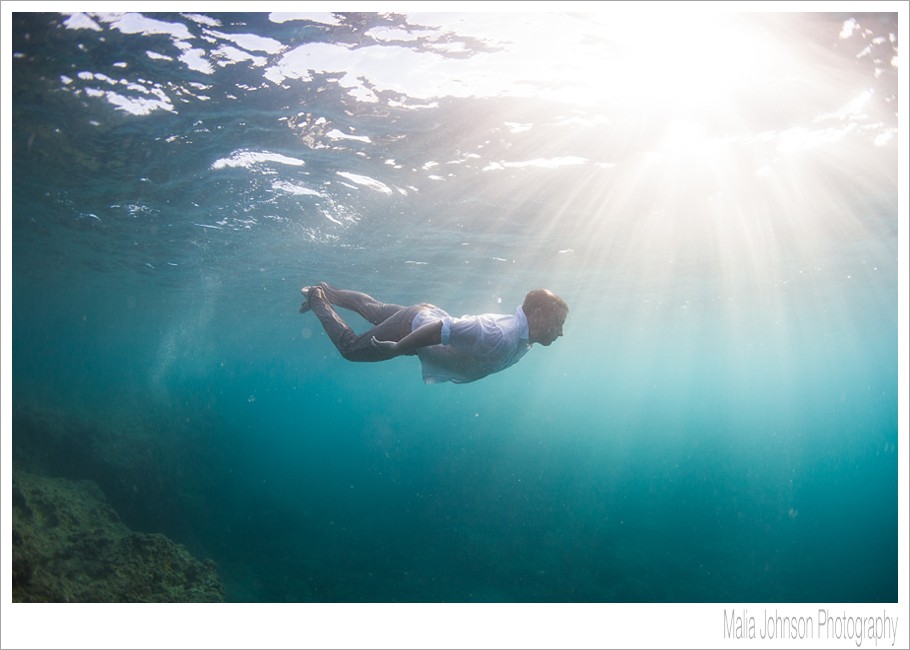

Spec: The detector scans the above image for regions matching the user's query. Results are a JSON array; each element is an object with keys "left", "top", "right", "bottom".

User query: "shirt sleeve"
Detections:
[{"left": 413, "top": 306, "right": 453, "bottom": 345}]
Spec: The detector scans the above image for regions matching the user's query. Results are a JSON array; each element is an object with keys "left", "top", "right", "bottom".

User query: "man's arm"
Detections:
[{"left": 371, "top": 320, "right": 442, "bottom": 355}]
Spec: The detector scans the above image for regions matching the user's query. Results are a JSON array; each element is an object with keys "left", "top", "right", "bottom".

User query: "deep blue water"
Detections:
[{"left": 9, "top": 10, "right": 899, "bottom": 607}]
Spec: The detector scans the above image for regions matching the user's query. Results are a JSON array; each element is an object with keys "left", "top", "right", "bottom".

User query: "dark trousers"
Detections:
[{"left": 308, "top": 283, "right": 422, "bottom": 362}]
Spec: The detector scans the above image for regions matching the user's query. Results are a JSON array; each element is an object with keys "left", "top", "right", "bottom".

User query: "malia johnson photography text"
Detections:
[{"left": 724, "top": 609, "right": 899, "bottom": 647}]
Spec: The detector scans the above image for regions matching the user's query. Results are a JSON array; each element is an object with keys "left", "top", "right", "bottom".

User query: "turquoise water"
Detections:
[{"left": 10, "top": 11, "right": 899, "bottom": 603}]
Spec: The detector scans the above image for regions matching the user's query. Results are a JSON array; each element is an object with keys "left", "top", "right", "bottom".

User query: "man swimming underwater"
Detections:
[{"left": 299, "top": 282, "right": 568, "bottom": 384}]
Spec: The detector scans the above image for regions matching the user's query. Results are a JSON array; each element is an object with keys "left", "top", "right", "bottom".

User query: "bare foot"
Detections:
[{"left": 299, "top": 286, "right": 313, "bottom": 313}]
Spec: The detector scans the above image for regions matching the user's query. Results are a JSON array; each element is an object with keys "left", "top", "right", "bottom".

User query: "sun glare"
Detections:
[
  {"left": 525, "top": 9, "right": 896, "bottom": 331},
  {"left": 571, "top": 11, "right": 781, "bottom": 113}
]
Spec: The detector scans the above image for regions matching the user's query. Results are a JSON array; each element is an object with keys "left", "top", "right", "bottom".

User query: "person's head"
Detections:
[{"left": 522, "top": 289, "right": 568, "bottom": 346}]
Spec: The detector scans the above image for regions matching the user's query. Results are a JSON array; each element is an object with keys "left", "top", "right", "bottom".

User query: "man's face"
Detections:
[{"left": 533, "top": 308, "right": 567, "bottom": 346}]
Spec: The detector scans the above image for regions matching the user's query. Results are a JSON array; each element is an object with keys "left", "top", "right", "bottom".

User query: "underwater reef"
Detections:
[
  {"left": 12, "top": 468, "right": 224, "bottom": 602},
  {"left": 11, "top": 398, "right": 227, "bottom": 603}
]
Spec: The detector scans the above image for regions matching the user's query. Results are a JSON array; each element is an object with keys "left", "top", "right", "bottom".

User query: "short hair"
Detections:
[{"left": 522, "top": 289, "right": 568, "bottom": 317}]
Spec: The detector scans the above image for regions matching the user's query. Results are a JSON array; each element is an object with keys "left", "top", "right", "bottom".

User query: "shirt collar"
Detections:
[{"left": 516, "top": 305, "right": 530, "bottom": 342}]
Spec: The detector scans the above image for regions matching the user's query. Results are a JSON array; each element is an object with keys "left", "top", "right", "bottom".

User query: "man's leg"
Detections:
[
  {"left": 306, "top": 286, "right": 421, "bottom": 362},
  {"left": 318, "top": 283, "right": 407, "bottom": 324},
  {"left": 300, "top": 283, "right": 404, "bottom": 325}
]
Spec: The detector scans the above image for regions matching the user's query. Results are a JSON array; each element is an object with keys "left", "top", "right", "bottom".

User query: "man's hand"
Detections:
[
  {"left": 371, "top": 320, "right": 441, "bottom": 356},
  {"left": 370, "top": 337, "right": 398, "bottom": 353}
]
